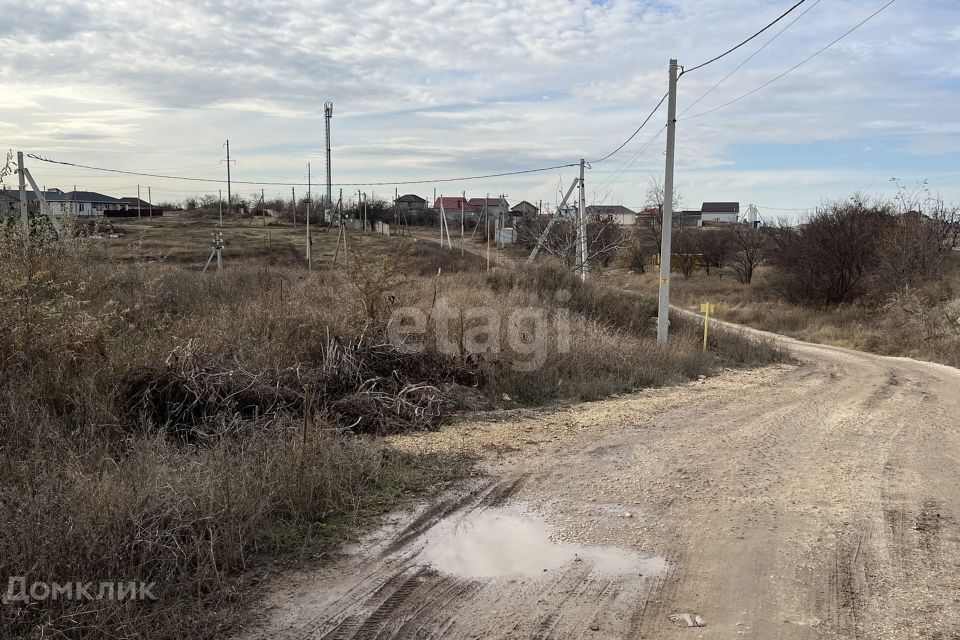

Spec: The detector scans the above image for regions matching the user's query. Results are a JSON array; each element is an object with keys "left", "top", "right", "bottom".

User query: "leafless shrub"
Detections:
[
  {"left": 515, "top": 217, "right": 628, "bottom": 271},
  {"left": 696, "top": 228, "right": 733, "bottom": 276},
  {"left": 767, "top": 194, "right": 960, "bottom": 305},
  {"left": 671, "top": 231, "right": 701, "bottom": 278},
  {"left": 728, "top": 225, "right": 768, "bottom": 285}
]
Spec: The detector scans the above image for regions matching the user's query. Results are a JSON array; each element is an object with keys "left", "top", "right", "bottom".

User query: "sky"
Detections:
[{"left": 1, "top": 0, "right": 958, "bottom": 218}]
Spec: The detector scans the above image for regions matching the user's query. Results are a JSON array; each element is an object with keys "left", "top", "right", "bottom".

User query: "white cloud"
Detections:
[{"left": 0, "top": 0, "right": 958, "bottom": 208}]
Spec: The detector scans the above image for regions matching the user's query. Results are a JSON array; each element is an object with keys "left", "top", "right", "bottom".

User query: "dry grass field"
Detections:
[{"left": 0, "top": 211, "right": 784, "bottom": 640}]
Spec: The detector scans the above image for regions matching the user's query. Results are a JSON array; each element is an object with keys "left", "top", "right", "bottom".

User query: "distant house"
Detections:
[
  {"left": 676, "top": 210, "right": 703, "bottom": 227},
  {"left": 701, "top": 202, "right": 739, "bottom": 223},
  {"left": 60, "top": 191, "right": 123, "bottom": 216},
  {"left": 433, "top": 196, "right": 479, "bottom": 216},
  {"left": 585, "top": 205, "right": 637, "bottom": 226},
  {"left": 510, "top": 200, "right": 539, "bottom": 217},
  {"left": 0, "top": 188, "right": 70, "bottom": 216},
  {"left": 396, "top": 194, "right": 426, "bottom": 212},
  {"left": 118, "top": 197, "right": 162, "bottom": 217},
  {"left": 467, "top": 196, "right": 509, "bottom": 219},
  {"left": 636, "top": 207, "right": 660, "bottom": 224}
]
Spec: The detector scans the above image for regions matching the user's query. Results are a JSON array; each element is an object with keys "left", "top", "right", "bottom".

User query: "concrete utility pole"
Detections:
[
  {"left": 219, "top": 189, "right": 223, "bottom": 226},
  {"left": 657, "top": 59, "right": 679, "bottom": 347},
  {"left": 486, "top": 194, "right": 491, "bottom": 271},
  {"left": 460, "top": 192, "right": 465, "bottom": 257},
  {"left": 324, "top": 102, "right": 333, "bottom": 221},
  {"left": 17, "top": 152, "right": 28, "bottom": 235},
  {"left": 224, "top": 139, "right": 232, "bottom": 219},
  {"left": 291, "top": 186, "right": 296, "bottom": 226},
  {"left": 137, "top": 185, "right": 142, "bottom": 219},
  {"left": 578, "top": 158, "right": 588, "bottom": 281},
  {"left": 306, "top": 163, "right": 312, "bottom": 270}
]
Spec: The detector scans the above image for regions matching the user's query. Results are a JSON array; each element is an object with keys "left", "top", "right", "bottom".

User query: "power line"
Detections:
[
  {"left": 25, "top": 153, "right": 580, "bottom": 188},
  {"left": 593, "top": 125, "right": 666, "bottom": 195},
  {"left": 683, "top": 0, "right": 897, "bottom": 121},
  {"left": 755, "top": 203, "right": 814, "bottom": 211},
  {"left": 679, "top": 0, "right": 824, "bottom": 117},
  {"left": 589, "top": 92, "right": 668, "bottom": 164},
  {"left": 681, "top": 0, "right": 809, "bottom": 76},
  {"left": 586, "top": 1, "right": 811, "bottom": 168}
]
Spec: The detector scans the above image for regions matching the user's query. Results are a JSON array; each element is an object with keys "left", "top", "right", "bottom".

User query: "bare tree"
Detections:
[
  {"left": 729, "top": 225, "right": 768, "bottom": 285},
  {"left": 880, "top": 180, "right": 960, "bottom": 288},
  {"left": 696, "top": 229, "right": 733, "bottom": 277},
  {"left": 516, "top": 216, "right": 628, "bottom": 271},
  {"left": 644, "top": 174, "right": 684, "bottom": 218},
  {"left": 672, "top": 231, "right": 700, "bottom": 278},
  {"left": 767, "top": 197, "right": 889, "bottom": 304}
]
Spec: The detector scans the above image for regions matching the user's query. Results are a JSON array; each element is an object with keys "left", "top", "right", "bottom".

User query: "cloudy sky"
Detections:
[{"left": 1, "top": 0, "right": 958, "bottom": 216}]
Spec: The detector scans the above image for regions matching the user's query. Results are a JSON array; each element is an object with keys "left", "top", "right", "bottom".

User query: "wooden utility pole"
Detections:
[
  {"left": 261, "top": 188, "right": 266, "bottom": 227},
  {"left": 137, "top": 185, "right": 142, "bottom": 219},
  {"left": 148, "top": 187, "right": 152, "bottom": 217},
  {"left": 460, "top": 191, "right": 465, "bottom": 257},
  {"left": 291, "top": 186, "right": 296, "bottom": 226},
  {"left": 657, "top": 59, "right": 679, "bottom": 347},
  {"left": 219, "top": 189, "right": 223, "bottom": 226}
]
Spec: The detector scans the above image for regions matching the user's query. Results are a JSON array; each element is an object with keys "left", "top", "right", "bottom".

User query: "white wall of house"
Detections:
[
  {"left": 611, "top": 213, "right": 636, "bottom": 225},
  {"left": 701, "top": 212, "right": 739, "bottom": 223}
]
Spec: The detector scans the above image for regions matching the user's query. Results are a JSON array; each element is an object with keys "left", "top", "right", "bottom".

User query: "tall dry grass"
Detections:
[
  {"left": 0, "top": 228, "right": 785, "bottom": 640},
  {"left": 620, "top": 262, "right": 960, "bottom": 368}
]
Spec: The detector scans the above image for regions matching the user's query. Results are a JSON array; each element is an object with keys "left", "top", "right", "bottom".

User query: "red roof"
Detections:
[
  {"left": 637, "top": 207, "right": 660, "bottom": 218},
  {"left": 434, "top": 197, "right": 478, "bottom": 212}
]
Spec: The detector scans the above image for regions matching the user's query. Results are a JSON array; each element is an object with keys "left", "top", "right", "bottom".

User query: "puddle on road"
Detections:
[{"left": 418, "top": 506, "right": 666, "bottom": 579}]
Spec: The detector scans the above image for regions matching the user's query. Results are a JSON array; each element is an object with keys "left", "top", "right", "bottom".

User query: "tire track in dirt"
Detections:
[{"left": 240, "top": 320, "right": 960, "bottom": 640}]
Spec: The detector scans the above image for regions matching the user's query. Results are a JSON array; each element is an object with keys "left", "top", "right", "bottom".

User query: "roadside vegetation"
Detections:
[
  {"left": 611, "top": 191, "right": 960, "bottom": 367},
  {"left": 0, "top": 215, "right": 782, "bottom": 640}
]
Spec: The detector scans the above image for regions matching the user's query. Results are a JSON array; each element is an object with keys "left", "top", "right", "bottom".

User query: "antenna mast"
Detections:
[{"left": 324, "top": 102, "right": 333, "bottom": 221}]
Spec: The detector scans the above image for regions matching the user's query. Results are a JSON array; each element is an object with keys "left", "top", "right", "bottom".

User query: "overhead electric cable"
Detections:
[
  {"left": 681, "top": 0, "right": 809, "bottom": 76},
  {"left": 592, "top": 126, "right": 667, "bottom": 194},
  {"left": 679, "top": 0, "right": 824, "bottom": 117},
  {"left": 683, "top": 0, "right": 897, "bottom": 121},
  {"left": 589, "top": 92, "right": 668, "bottom": 164},
  {"left": 26, "top": 154, "right": 579, "bottom": 187}
]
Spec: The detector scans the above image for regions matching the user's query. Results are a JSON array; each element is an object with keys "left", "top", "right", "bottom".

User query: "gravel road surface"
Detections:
[{"left": 241, "top": 328, "right": 960, "bottom": 639}]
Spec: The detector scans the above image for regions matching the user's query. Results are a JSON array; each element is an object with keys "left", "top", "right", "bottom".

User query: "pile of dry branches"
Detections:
[{"left": 122, "top": 337, "right": 478, "bottom": 441}]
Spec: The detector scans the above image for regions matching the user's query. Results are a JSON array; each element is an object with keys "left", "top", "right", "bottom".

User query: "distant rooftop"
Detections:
[
  {"left": 701, "top": 202, "right": 739, "bottom": 214},
  {"left": 586, "top": 205, "right": 636, "bottom": 216}
]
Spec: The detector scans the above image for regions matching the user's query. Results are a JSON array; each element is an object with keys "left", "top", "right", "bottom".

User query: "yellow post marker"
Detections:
[{"left": 700, "top": 302, "right": 715, "bottom": 352}]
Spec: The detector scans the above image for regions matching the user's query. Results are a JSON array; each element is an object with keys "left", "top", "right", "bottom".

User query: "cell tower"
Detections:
[{"left": 324, "top": 102, "right": 333, "bottom": 214}]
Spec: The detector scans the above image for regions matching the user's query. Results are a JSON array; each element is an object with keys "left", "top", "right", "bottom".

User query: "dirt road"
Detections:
[{"left": 242, "top": 329, "right": 960, "bottom": 639}]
